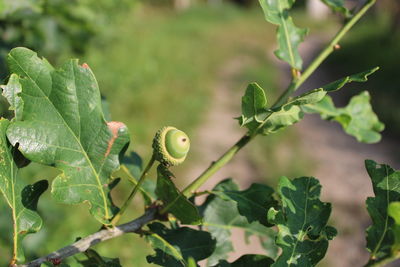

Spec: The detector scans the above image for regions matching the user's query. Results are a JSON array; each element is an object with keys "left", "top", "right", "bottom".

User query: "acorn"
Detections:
[{"left": 152, "top": 126, "right": 190, "bottom": 166}]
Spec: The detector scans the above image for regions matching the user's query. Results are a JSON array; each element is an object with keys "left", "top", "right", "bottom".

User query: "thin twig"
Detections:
[
  {"left": 17, "top": 209, "right": 157, "bottom": 267},
  {"left": 110, "top": 155, "right": 156, "bottom": 225}
]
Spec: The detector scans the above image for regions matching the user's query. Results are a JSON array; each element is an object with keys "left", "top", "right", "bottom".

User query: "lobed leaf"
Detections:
[
  {"left": 0, "top": 119, "right": 48, "bottom": 263},
  {"left": 239, "top": 68, "right": 380, "bottom": 136},
  {"left": 260, "top": 105, "right": 303, "bottom": 135},
  {"left": 145, "top": 222, "right": 216, "bottom": 266},
  {"left": 200, "top": 179, "right": 278, "bottom": 265},
  {"left": 303, "top": 91, "right": 384, "bottom": 143},
  {"left": 365, "top": 160, "right": 400, "bottom": 266},
  {"left": 321, "top": 67, "right": 379, "bottom": 92},
  {"left": 4, "top": 47, "right": 130, "bottom": 224},
  {"left": 156, "top": 165, "right": 202, "bottom": 225},
  {"left": 258, "top": 0, "right": 308, "bottom": 70},
  {"left": 269, "top": 176, "right": 336, "bottom": 267},
  {"left": 212, "top": 180, "right": 276, "bottom": 226}
]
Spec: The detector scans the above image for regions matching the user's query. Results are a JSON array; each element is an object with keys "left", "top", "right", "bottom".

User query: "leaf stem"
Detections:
[
  {"left": 110, "top": 154, "right": 155, "bottom": 225},
  {"left": 18, "top": 209, "right": 157, "bottom": 267},
  {"left": 181, "top": 0, "right": 376, "bottom": 198},
  {"left": 120, "top": 164, "right": 153, "bottom": 201},
  {"left": 366, "top": 253, "right": 400, "bottom": 267},
  {"left": 182, "top": 135, "right": 251, "bottom": 196},
  {"left": 273, "top": 0, "right": 376, "bottom": 108}
]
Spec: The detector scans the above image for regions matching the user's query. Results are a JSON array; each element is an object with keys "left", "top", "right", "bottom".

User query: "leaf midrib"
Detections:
[
  {"left": 277, "top": 0, "right": 296, "bottom": 68},
  {"left": 287, "top": 178, "right": 311, "bottom": 266},
  {"left": 8, "top": 55, "right": 109, "bottom": 219},
  {"left": 371, "top": 165, "right": 390, "bottom": 258}
]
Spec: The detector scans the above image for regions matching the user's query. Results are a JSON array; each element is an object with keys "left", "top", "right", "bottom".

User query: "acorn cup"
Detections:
[{"left": 152, "top": 126, "right": 190, "bottom": 166}]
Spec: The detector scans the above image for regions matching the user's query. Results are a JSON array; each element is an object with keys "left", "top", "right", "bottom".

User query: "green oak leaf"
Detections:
[
  {"left": 320, "top": 0, "right": 351, "bottom": 17},
  {"left": 258, "top": 0, "right": 308, "bottom": 70},
  {"left": 1, "top": 74, "right": 23, "bottom": 120},
  {"left": 320, "top": 67, "right": 379, "bottom": 92},
  {"left": 365, "top": 160, "right": 400, "bottom": 266},
  {"left": 239, "top": 68, "right": 379, "bottom": 136},
  {"left": 270, "top": 176, "right": 336, "bottom": 267},
  {"left": 260, "top": 105, "right": 303, "bottom": 135},
  {"left": 303, "top": 91, "right": 384, "bottom": 143},
  {"left": 0, "top": 119, "right": 48, "bottom": 263},
  {"left": 212, "top": 180, "right": 276, "bottom": 226},
  {"left": 388, "top": 202, "right": 400, "bottom": 254},
  {"left": 145, "top": 222, "right": 216, "bottom": 266},
  {"left": 240, "top": 83, "right": 268, "bottom": 125},
  {"left": 238, "top": 83, "right": 305, "bottom": 135},
  {"left": 216, "top": 254, "right": 274, "bottom": 267},
  {"left": 288, "top": 89, "right": 327, "bottom": 106},
  {"left": 4, "top": 47, "right": 130, "bottom": 224},
  {"left": 199, "top": 179, "right": 278, "bottom": 265},
  {"left": 156, "top": 164, "right": 202, "bottom": 225}
]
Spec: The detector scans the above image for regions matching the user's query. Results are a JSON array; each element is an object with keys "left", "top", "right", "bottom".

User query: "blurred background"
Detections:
[{"left": 0, "top": 0, "right": 399, "bottom": 266}]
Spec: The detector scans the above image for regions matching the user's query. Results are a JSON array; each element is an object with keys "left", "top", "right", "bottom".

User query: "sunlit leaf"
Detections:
[
  {"left": 260, "top": 105, "right": 303, "bottom": 135},
  {"left": 365, "top": 160, "right": 400, "bottom": 266},
  {"left": 0, "top": 119, "right": 48, "bottom": 263},
  {"left": 239, "top": 83, "right": 304, "bottom": 135},
  {"left": 258, "top": 0, "right": 308, "bottom": 70},
  {"left": 240, "top": 83, "right": 268, "bottom": 125},
  {"left": 303, "top": 91, "right": 384, "bottom": 143},
  {"left": 388, "top": 202, "right": 400, "bottom": 254},
  {"left": 4, "top": 47, "right": 130, "bottom": 224},
  {"left": 269, "top": 176, "right": 336, "bottom": 267}
]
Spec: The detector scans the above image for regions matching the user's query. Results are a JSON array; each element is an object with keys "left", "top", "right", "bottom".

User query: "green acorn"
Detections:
[{"left": 152, "top": 126, "right": 190, "bottom": 166}]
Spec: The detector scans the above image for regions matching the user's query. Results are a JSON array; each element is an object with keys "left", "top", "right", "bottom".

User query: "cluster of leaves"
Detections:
[{"left": 239, "top": 67, "right": 383, "bottom": 143}]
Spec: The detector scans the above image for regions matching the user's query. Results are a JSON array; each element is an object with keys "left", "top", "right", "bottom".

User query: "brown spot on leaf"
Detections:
[
  {"left": 105, "top": 121, "right": 126, "bottom": 158},
  {"left": 82, "top": 63, "right": 90, "bottom": 69}
]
